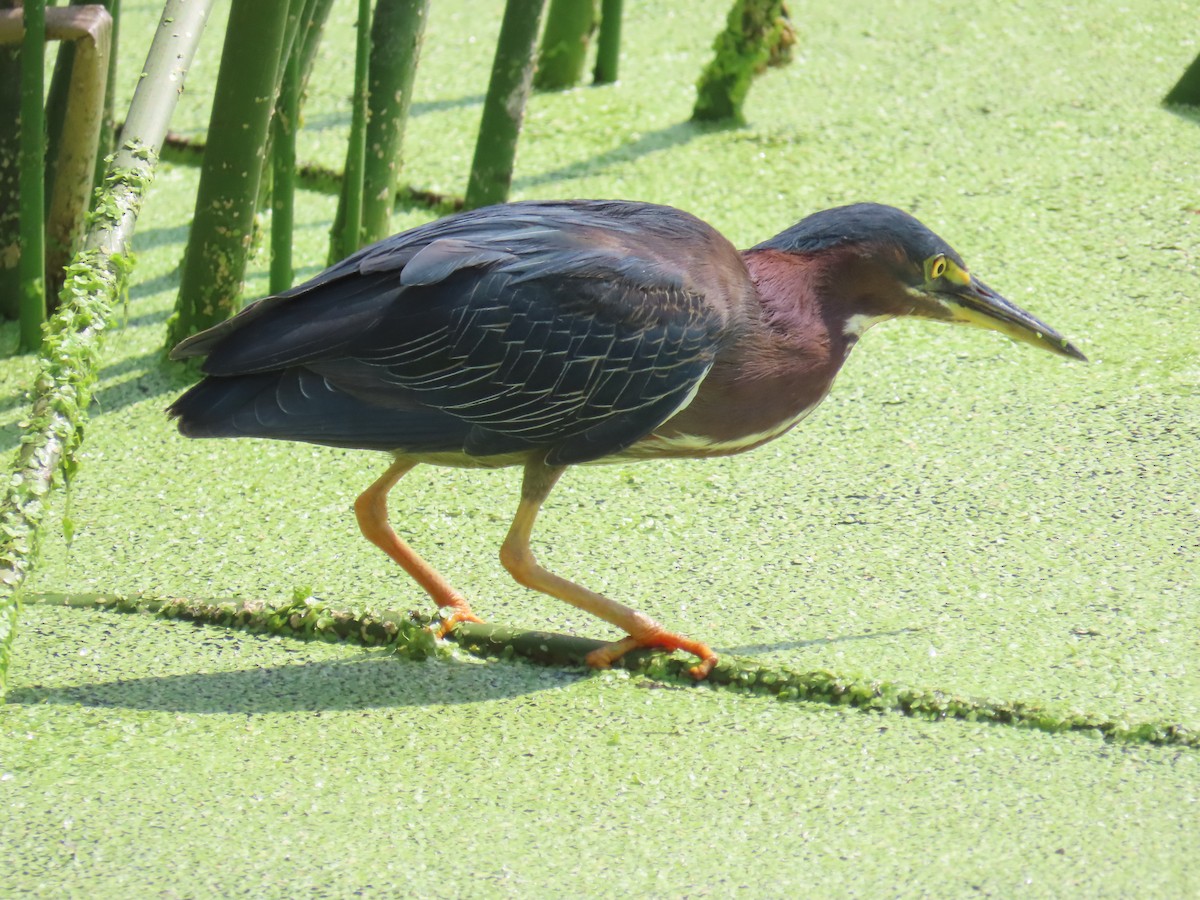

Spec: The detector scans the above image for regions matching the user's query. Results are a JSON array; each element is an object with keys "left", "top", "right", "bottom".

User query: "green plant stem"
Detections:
[
  {"left": 296, "top": 0, "right": 336, "bottom": 99},
  {"left": 534, "top": 0, "right": 596, "bottom": 91},
  {"left": 692, "top": 0, "right": 795, "bottom": 125},
  {"left": 254, "top": 0, "right": 320, "bottom": 268},
  {"left": 253, "top": 0, "right": 308, "bottom": 220},
  {"left": 45, "top": 1, "right": 120, "bottom": 193},
  {"left": 25, "top": 590, "right": 1200, "bottom": 751},
  {"left": 167, "top": 0, "right": 293, "bottom": 348},
  {"left": 95, "top": 0, "right": 119, "bottom": 189},
  {"left": 17, "top": 0, "right": 47, "bottom": 352},
  {"left": 329, "top": 0, "right": 372, "bottom": 263},
  {"left": 270, "top": 43, "right": 299, "bottom": 294},
  {"left": 41, "top": 5, "right": 113, "bottom": 305},
  {"left": 464, "top": 0, "right": 547, "bottom": 210},
  {"left": 1164, "top": 51, "right": 1200, "bottom": 107},
  {"left": 359, "top": 0, "right": 429, "bottom": 245},
  {"left": 331, "top": 0, "right": 430, "bottom": 254},
  {"left": 28, "top": 591, "right": 444, "bottom": 659},
  {"left": 592, "top": 0, "right": 621, "bottom": 84},
  {"left": 0, "top": 0, "right": 214, "bottom": 699},
  {"left": 0, "top": 2, "right": 21, "bottom": 321}
]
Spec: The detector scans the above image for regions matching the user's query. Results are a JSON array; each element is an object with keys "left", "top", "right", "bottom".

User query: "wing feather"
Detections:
[{"left": 171, "top": 200, "right": 746, "bottom": 462}]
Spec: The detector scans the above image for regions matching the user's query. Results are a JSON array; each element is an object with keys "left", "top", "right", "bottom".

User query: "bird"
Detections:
[{"left": 168, "top": 199, "right": 1084, "bottom": 679}]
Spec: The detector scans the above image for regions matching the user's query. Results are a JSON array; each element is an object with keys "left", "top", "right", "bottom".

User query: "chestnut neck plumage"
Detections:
[{"left": 636, "top": 246, "right": 894, "bottom": 458}]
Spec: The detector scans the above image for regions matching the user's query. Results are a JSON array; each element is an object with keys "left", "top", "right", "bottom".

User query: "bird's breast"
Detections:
[
  {"left": 620, "top": 346, "right": 842, "bottom": 460},
  {"left": 623, "top": 401, "right": 825, "bottom": 459}
]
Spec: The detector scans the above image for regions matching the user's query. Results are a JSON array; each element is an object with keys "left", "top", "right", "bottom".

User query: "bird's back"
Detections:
[{"left": 169, "top": 200, "right": 754, "bottom": 466}]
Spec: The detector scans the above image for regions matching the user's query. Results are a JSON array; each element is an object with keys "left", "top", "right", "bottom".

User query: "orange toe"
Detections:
[
  {"left": 434, "top": 601, "right": 484, "bottom": 637},
  {"left": 585, "top": 629, "right": 718, "bottom": 680}
]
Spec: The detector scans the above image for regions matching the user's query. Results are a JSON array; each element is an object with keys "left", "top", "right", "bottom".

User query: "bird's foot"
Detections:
[
  {"left": 433, "top": 599, "right": 484, "bottom": 637},
  {"left": 585, "top": 628, "right": 718, "bottom": 680}
]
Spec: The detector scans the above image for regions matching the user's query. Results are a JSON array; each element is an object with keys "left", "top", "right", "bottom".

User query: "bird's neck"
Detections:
[
  {"left": 639, "top": 250, "right": 862, "bottom": 456},
  {"left": 745, "top": 247, "right": 894, "bottom": 352}
]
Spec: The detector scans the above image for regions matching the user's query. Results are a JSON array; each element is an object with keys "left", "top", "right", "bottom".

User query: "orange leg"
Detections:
[
  {"left": 354, "top": 457, "right": 482, "bottom": 633},
  {"left": 498, "top": 459, "right": 717, "bottom": 679}
]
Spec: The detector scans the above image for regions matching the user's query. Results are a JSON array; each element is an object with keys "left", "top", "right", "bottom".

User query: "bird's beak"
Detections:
[{"left": 930, "top": 276, "right": 1087, "bottom": 361}]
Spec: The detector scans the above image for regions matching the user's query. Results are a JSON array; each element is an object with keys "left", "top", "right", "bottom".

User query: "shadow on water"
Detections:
[
  {"left": 512, "top": 120, "right": 729, "bottom": 191},
  {"left": 0, "top": 353, "right": 188, "bottom": 455},
  {"left": 7, "top": 627, "right": 925, "bottom": 714},
  {"left": 722, "top": 627, "right": 925, "bottom": 656},
  {"left": 1163, "top": 104, "right": 1200, "bottom": 128},
  {"left": 88, "top": 355, "right": 191, "bottom": 421},
  {"left": 300, "top": 94, "right": 488, "bottom": 133},
  {"left": 6, "top": 653, "right": 578, "bottom": 713},
  {"left": 129, "top": 222, "right": 190, "bottom": 253},
  {"left": 127, "top": 266, "right": 181, "bottom": 303}
]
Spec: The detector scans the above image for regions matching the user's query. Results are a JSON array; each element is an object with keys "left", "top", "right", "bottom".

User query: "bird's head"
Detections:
[{"left": 754, "top": 203, "right": 1085, "bottom": 361}]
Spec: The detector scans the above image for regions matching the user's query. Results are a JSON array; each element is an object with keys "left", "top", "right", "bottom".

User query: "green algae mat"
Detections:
[{"left": 4, "top": 1, "right": 1199, "bottom": 895}]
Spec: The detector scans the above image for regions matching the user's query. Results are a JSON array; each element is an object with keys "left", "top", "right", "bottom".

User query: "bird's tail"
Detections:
[{"left": 167, "top": 367, "right": 467, "bottom": 452}]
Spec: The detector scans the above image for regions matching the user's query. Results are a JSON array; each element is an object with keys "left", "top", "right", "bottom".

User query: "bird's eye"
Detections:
[{"left": 928, "top": 256, "right": 947, "bottom": 280}]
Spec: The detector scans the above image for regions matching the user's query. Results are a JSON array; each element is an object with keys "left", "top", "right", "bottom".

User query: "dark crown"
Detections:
[{"left": 753, "top": 203, "right": 964, "bottom": 268}]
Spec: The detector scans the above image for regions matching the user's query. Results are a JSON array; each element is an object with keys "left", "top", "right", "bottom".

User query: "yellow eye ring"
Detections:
[{"left": 929, "top": 256, "right": 947, "bottom": 280}]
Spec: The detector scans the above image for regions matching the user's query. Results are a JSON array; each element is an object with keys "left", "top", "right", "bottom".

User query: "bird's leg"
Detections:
[
  {"left": 499, "top": 458, "right": 718, "bottom": 679},
  {"left": 354, "top": 457, "right": 482, "bottom": 634}
]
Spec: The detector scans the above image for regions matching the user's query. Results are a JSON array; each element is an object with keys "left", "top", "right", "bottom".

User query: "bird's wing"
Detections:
[{"left": 174, "top": 202, "right": 738, "bottom": 464}]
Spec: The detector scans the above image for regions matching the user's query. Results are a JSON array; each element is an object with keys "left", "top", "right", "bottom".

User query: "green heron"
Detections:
[{"left": 169, "top": 200, "right": 1084, "bottom": 678}]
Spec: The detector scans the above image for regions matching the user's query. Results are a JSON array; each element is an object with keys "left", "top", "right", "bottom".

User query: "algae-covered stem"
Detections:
[
  {"left": 44, "top": 0, "right": 124, "bottom": 193},
  {"left": 330, "top": 0, "right": 430, "bottom": 258},
  {"left": 592, "top": 0, "right": 622, "bottom": 85},
  {"left": 359, "top": 0, "right": 429, "bottom": 247},
  {"left": 329, "top": 0, "right": 372, "bottom": 263},
  {"left": 17, "top": 0, "right": 46, "bottom": 352},
  {"left": 533, "top": 0, "right": 596, "bottom": 92},
  {"left": 295, "top": 0, "right": 336, "bottom": 101},
  {"left": 270, "top": 43, "right": 299, "bottom": 294},
  {"left": 693, "top": 0, "right": 795, "bottom": 125},
  {"left": 96, "top": 0, "right": 122, "bottom": 189},
  {"left": 166, "top": 0, "right": 293, "bottom": 347},
  {"left": 40, "top": 5, "right": 114, "bottom": 303},
  {"left": 24, "top": 590, "right": 1200, "bottom": 752},
  {"left": 464, "top": 0, "right": 547, "bottom": 209},
  {"left": 3, "top": 5, "right": 114, "bottom": 310},
  {"left": 1164, "top": 51, "right": 1200, "bottom": 106},
  {"left": 0, "top": 0, "right": 215, "bottom": 697},
  {"left": 271, "top": 0, "right": 337, "bottom": 228},
  {"left": 0, "top": 10, "right": 18, "bottom": 320},
  {"left": 266, "top": 0, "right": 313, "bottom": 294}
]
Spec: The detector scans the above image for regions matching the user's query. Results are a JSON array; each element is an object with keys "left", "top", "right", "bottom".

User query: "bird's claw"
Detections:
[
  {"left": 433, "top": 603, "right": 484, "bottom": 638},
  {"left": 585, "top": 630, "right": 718, "bottom": 680}
]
